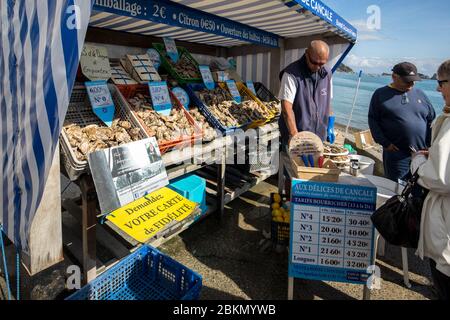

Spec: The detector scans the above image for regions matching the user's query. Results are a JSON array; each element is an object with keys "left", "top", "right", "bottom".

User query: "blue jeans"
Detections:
[{"left": 383, "top": 149, "right": 412, "bottom": 182}]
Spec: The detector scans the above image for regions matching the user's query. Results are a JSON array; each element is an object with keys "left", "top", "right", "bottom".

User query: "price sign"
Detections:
[
  {"left": 163, "top": 37, "right": 179, "bottom": 63},
  {"left": 226, "top": 80, "right": 241, "bottom": 104},
  {"left": 289, "top": 178, "right": 377, "bottom": 285},
  {"left": 217, "top": 71, "right": 229, "bottom": 82},
  {"left": 85, "top": 81, "right": 115, "bottom": 127},
  {"left": 147, "top": 48, "right": 161, "bottom": 70},
  {"left": 246, "top": 81, "right": 257, "bottom": 95},
  {"left": 80, "top": 44, "right": 112, "bottom": 81},
  {"left": 148, "top": 81, "right": 172, "bottom": 116},
  {"left": 171, "top": 87, "right": 190, "bottom": 109},
  {"left": 199, "top": 65, "right": 215, "bottom": 90}
]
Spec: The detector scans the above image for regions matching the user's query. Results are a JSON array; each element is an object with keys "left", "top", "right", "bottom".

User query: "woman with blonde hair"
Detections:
[{"left": 411, "top": 59, "right": 450, "bottom": 300}]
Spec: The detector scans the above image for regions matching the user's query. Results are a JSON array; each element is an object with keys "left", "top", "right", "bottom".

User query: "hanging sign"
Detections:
[
  {"left": 163, "top": 37, "right": 179, "bottom": 63},
  {"left": 199, "top": 65, "right": 215, "bottom": 90},
  {"left": 246, "top": 81, "right": 257, "bottom": 95},
  {"left": 147, "top": 48, "right": 161, "bottom": 70},
  {"left": 107, "top": 187, "right": 198, "bottom": 243},
  {"left": 85, "top": 81, "right": 115, "bottom": 127},
  {"left": 289, "top": 177, "right": 377, "bottom": 285},
  {"left": 80, "top": 44, "right": 112, "bottom": 81},
  {"left": 148, "top": 81, "right": 173, "bottom": 116},
  {"left": 171, "top": 87, "right": 190, "bottom": 109},
  {"left": 226, "top": 80, "right": 241, "bottom": 104}
]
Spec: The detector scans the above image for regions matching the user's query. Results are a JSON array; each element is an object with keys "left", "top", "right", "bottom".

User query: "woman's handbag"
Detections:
[{"left": 371, "top": 171, "right": 429, "bottom": 249}]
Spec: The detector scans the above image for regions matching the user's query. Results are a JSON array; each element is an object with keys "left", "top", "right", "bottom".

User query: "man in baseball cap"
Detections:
[
  {"left": 392, "top": 62, "right": 423, "bottom": 83},
  {"left": 368, "top": 62, "right": 436, "bottom": 182}
]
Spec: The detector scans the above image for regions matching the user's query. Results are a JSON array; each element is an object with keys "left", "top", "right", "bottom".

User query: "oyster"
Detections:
[
  {"left": 165, "top": 52, "right": 201, "bottom": 79},
  {"left": 128, "top": 93, "right": 196, "bottom": 144},
  {"left": 189, "top": 107, "right": 217, "bottom": 142},
  {"left": 63, "top": 118, "right": 142, "bottom": 162}
]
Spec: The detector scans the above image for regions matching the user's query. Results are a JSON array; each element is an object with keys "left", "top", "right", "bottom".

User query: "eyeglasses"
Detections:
[
  {"left": 401, "top": 92, "right": 409, "bottom": 105},
  {"left": 438, "top": 79, "right": 448, "bottom": 88},
  {"left": 306, "top": 52, "right": 325, "bottom": 67}
]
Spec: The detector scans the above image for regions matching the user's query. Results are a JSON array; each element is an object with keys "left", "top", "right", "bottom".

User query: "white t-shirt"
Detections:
[{"left": 278, "top": 73, "right": 333, "bottom": 104}]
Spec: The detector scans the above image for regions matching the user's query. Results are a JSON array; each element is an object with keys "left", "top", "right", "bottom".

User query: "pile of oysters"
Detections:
[
  {"left": 167, "top": 53, "right": 201, "bottom": 79},
  {"left": 63, "top": 119, "right": 141, "bottom": 161},
  {"left": 188, "top": 107, "right": 217, "bottom": 142},
  {"left": 127, "top": 93, "right": 197, "bottom": 143}
]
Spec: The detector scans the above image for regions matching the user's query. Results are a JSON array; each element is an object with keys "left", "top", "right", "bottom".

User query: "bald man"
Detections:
[{"left": 278, "top": 40, "right": 335, "bottom": 147}]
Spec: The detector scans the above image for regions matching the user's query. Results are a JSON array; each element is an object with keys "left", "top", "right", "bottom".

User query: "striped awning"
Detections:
[
  {"left": 0, "top": 1, "right": 93, "bottom": 251},
  {"left": 90, "top": 0, "right": 357, "bottom": 47}
]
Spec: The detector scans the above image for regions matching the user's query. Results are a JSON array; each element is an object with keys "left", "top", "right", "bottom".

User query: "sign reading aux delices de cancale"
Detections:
[{"left": 289, "top": 178, "right": 376, "bottom": 284}]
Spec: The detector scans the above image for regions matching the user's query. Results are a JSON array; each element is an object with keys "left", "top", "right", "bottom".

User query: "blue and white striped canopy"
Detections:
[{"left": 0, "top": 0, "right": 92, "bottom": 251}]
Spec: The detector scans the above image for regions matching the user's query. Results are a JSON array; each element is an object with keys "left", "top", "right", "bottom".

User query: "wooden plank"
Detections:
[{"left": 22, "top": 149, "right": 64, "bottom": 276}]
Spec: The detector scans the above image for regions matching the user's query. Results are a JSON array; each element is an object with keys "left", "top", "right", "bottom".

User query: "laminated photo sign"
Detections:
[
  {"left": 148, "top": 81, "right": 173, "bottom": 116},
  {"left": 164, "top": 37, "right": 179, "bottom": 63},
  {"left": 80, "top": 44, "right": 112, "bottom": 81},
  {"left": 85, "top": 80, "right": 115, "bottom": 127},
  {"left": 171, "top": 87, "right": 190, "bottom": 109},
  {"left": 226, "top": 80, "right": 241, "bottom": 104},
  {"left": 199, "top": 65, "right": 215, "bottom": 90}
]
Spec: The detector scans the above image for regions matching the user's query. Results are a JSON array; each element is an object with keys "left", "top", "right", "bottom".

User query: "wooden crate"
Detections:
[
  {"left": 289, "top": 155, "right": 340, "bottom": 182},
  {"left": 354, "top": 130, "right": 375, "bottom": 150}
]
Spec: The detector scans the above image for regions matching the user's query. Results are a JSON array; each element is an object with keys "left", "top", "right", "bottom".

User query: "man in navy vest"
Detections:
[
  {"left": 368, "top": 62, "right": 435, "bottom": 182},
  {"left": 278, "top": 40, "right": 335, "bottom": 148}
]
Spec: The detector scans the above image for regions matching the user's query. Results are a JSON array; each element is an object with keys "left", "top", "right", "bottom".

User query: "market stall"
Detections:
[{"left": 0, "top": 0, "right": 358, "bottom": 298}]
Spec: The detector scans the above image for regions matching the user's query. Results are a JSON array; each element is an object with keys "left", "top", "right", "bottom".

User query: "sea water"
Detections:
[{"left": 332, "top": 72, "right": 444, "bottom": 130}]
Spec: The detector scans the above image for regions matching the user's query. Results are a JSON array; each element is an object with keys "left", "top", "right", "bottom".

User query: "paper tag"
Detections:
[
  {"left": 85, "top": 81, "right": 115, "bottom": 127},
  {"left": 148, "top": 81, "right": 173, "bottom": 116},
  {"left": 246, "top": 81, "right": 257, "bottom": 95},
  {"left": 199, "top": 65, "right": 215, "bottom": 90},
  {"left": 226, "top": 80, "right": 241, "bottom": 104},
  {"left": 147, "top": 48, "right": 161, "bottom": 70},
  {"left": 171, "top": 87, "right": 190, "bottom": 109},
  {"left": 80, "top": 44, "right": 112, "bottom": 81},
  {"left": 163, "top": 38, "right": 179, "bottom": 63},
  {"left": 217, "top": 71, "right": 229, "bottom": 82}
]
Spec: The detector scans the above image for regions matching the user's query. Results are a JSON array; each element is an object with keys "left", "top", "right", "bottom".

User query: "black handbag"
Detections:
[{"left": 371, "top": 171, "right": 429, "bottom": 249}]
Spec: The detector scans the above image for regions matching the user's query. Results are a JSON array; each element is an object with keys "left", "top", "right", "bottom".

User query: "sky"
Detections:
[{"left": 324, "top": 0, "right": 450, "bottom": 76}]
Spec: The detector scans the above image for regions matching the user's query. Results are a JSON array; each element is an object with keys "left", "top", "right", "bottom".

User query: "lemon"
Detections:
[
  {"left": 273, "top": 216, "right": 284, "bottom": 223},
  {"left": 273, "top": 193, "right": 281, "bottom": 203},
  {"left": 271, "top": 203, "right": 280, "bottom": 210},
  {"left": 272, "top": 209, "right": 282, "bottom": 217},
  {"left": 284, "top": 217, "right": 291, "bottom": 223}
]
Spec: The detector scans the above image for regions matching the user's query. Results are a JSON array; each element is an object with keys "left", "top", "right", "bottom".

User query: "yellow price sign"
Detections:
[{"left": 107, "top": 187, "right": 198, "bottom": 243}]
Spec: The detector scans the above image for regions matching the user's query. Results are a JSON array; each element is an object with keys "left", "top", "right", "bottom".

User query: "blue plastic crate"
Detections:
[
  {"left": 169, "top": 174, "right": 208, "bottom": 216},
  {"left": 184, "top": 83, "right": 248, "bottom": 134},
  {"left": 66, "top": 245, "right": 202, "bottom": 300}
]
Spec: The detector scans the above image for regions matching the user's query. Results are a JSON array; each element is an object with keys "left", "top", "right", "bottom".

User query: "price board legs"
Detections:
[
  {"left": 277, "top": 151, "right": 286, "bottom": 196},
  {"left": 288, "top": 277, "right": 294, "bottom": 300},
  {"left": 401, "top": 247, "right": 412, "bottom": 288}
]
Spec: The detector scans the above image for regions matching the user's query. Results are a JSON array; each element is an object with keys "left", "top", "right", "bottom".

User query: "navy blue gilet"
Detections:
[{"left": 278, "top": 55, "right": 332, "bottom": 143}]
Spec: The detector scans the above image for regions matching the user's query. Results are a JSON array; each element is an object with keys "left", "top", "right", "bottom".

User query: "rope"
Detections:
[
  {"left": 16, "top": 250, "right": 20, "bottom": 300},
  {"left": 0, "top": 225, "right": 12, "bottom": 300}
]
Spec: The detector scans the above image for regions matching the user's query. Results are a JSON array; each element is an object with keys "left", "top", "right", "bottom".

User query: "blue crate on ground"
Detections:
[
  {"left": 66, "top": 245, "right": 202, "bottom": 300},
  {"left": 184, "top": 83, "right": 248, "bottom": 134}
]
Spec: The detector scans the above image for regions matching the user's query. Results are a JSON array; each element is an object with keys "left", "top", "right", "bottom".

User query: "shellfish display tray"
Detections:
[
  {"left": 115, "top": 84, "right": 202, "bottom": 154},
  {"left": 153, "top": 43, "right": 202, "bottom": 84},
  {"left": 234, "top": 82, "right": 276, "bottom": 127},
  {"left": 184, "top": 83, "right": 250, "bottom": 134},
  {"left": 253, "top": 82, "right": 281, "bottom": 117},
  {"left": 60, "top": 84, "right": 147, "bottom": 181}
]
